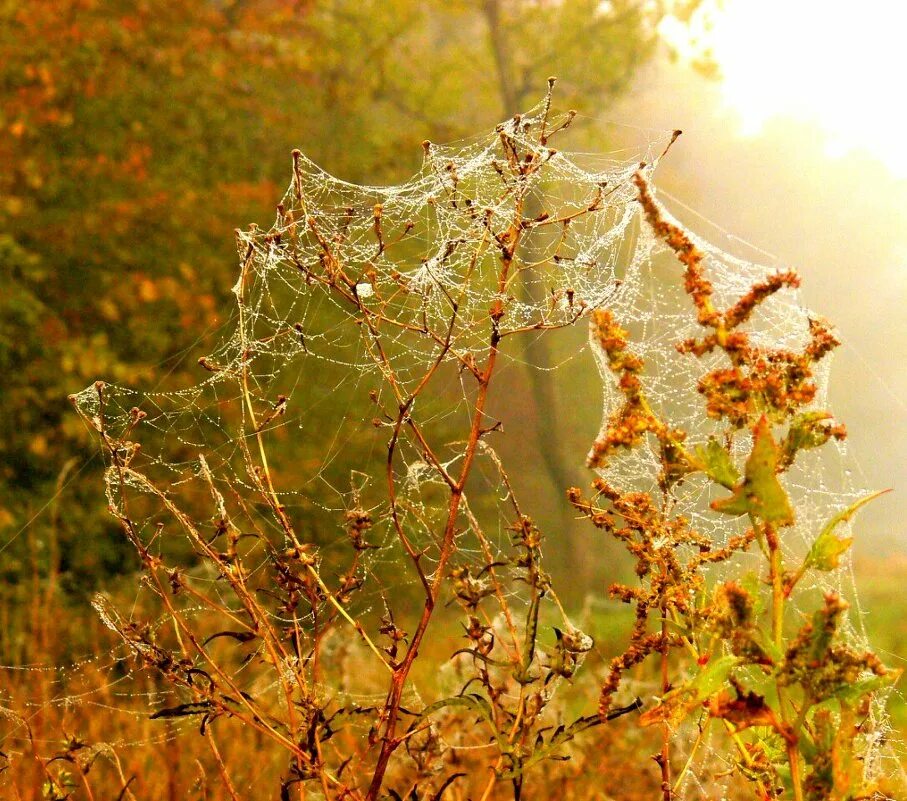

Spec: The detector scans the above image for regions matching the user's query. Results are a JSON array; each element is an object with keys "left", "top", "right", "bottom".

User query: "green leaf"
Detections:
[
  {"left": 711, "top": 416, "right": 793, "bottom": 525},
  {"left": 739, "top": 571, "right": 767, "bottom": 617},
  {"left": 640, "top": 655, "right": 738, "bottom": 730},
  {"left": 695, "top": 438, "right": 739, "bottom": 489},
  {"left": 782, "top": 411, "right": 836, "bottom": 462},
  {"left": 693, "top": 655, "right": 740, "bottom": 698},
  {"left": 761, "top": 638, "right": 784, "bottom": 666},
  {"left": 828, "top": 671, "right": 901, "bottom": 706},
  {"left": 805, "top": 490, "right": 889, "bottom": 572},
  {"left": 807, "top": 532, "right": 853, "bottom": 572}
]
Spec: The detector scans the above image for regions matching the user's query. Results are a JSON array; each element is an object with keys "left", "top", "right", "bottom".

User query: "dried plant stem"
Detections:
[
  {"left": 659, "top": 613, "right": 672, "bottom": 801},
  {"left": 207, "top": 732, "right": 242, "bottom": 801},
  {"left": 74, "top": 763, "right": 98, "bottom": 801},
  {"left": 363, "top": 190, "right": 527, "bottom": 801},
  {"left": 307, "top": 564, "right": 393, "bottom": 673},
  {"left": 236, "top": 246, "right": 392, "bottom": 683},
  {"left": 104, "top": 464, "right": 306, "bottom": 758},
  {"left": 477, "top": 692, "right": 526, "bottom": 801},
  {"left": 463, "top": 500, "right": 522, "bottom": 661},
  {"left": 364, "top": 345, "right": 501, "bottom": 800},
  {"left": 672, "top": 719, "right": 708, "bottom": 793}
]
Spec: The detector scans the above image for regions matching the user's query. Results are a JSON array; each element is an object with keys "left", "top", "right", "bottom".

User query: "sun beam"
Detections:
[{"left": 661, "top": 0, "right": 907, "bottom": 177}]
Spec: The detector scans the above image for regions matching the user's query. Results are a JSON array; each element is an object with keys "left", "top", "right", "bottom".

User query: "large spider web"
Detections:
[{"left": 2, "top": 101, "right": 901, "bottom": 798}]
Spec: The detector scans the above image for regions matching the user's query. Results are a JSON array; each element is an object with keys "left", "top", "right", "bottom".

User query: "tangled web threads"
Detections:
[{"left": 37, "top": 98, "right": 901, "bottom": 797}]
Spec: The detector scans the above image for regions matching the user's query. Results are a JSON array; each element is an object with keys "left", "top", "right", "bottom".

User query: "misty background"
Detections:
[{"left": 2, "top": 0, "right": 904, "bottom": 659}]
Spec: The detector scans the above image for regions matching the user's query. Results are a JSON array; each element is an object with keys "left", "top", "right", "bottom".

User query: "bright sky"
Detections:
[{"left": 661, "top": 0, "right": 907, "bottom": 177}]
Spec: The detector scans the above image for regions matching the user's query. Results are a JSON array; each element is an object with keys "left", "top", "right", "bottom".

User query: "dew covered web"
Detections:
[{"left": 6, "top": 98, "right": 901, "bottom": 797}]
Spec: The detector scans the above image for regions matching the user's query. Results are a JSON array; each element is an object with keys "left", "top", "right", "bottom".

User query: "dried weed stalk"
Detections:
[
  {"left": 55, "top": 90, "right": 899, "bottom": 801},
  {"left": 70, "top": 85, "right": 646, "bottom": 801}
]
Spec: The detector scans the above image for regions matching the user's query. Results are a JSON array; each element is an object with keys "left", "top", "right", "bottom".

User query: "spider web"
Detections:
[{"left": 1, "top": 100, "right": 900, "bottom": 798}]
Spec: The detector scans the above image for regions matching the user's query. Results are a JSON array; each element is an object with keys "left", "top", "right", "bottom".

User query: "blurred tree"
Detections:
[
  {"left": 479, "top": 0, "right": 666, "bottom": 519},
  {"left": 297, "top": 0, "right": 703, "bottom": 559},
  {"left": 0, "top": 0, "right": 320, "bottom": 596},
  {"left": 0, "top": 0, "right": 701, "bottom": 600}
]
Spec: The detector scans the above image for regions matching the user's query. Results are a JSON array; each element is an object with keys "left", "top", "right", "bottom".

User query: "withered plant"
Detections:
[
  {"left": 39, "top": 87, "right": 899, "bottom": 801},
  {"left": 64, "top": 85, "right": 648, "bottom": 801}
]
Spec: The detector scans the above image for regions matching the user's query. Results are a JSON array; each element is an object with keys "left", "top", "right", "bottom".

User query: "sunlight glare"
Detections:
[{"left": 662, "top": 0, "right": 907, "bottom": 176}]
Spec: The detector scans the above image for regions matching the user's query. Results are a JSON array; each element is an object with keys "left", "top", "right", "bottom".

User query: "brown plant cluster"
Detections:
[
  {"left": 586, "top": 308, "right": 694, "bottom": 490},
  {"left": 569, "top": 171, "right": 898, "bottom": 801},
  {"left": 568, "top": 480, "right": 754, "bottom": 716},
  {"left": 49, "top": 91, "right": 666, "bottom": 801},
  {"left": 634, "top": 172, "right": 845, "bottom": 431}
]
